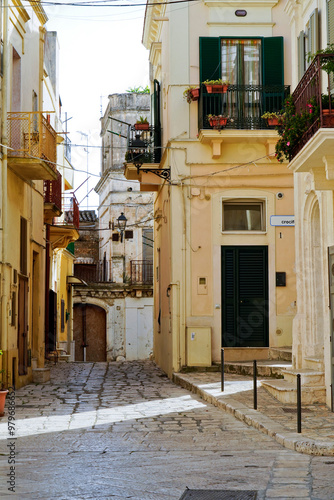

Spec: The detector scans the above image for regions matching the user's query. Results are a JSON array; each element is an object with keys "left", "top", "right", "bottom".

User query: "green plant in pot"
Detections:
[
  {"left": 261, "top": 112, "right": 284, "bottom": 126},
  {"left": 321, "top": 93, "right": 334, "bottom": 110},
  {"left": 308, "top": 44, "right": 334, "bottom": 75},
  {"left": 183, "top": 86, "right": 200, "bottom": 103},
  {"left": 275, "top": 97, "right": 319, "bottom": 162},
  {"left": 135, "top": 116, "right": 149, "bottom": 130}
]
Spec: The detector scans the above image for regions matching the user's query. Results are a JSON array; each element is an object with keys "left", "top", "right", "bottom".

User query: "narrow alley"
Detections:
[{"left": 0, "top": 361, "right": 333, "bottom": 499}]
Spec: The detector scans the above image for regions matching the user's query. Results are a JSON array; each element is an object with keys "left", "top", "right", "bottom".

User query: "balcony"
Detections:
[
  {"left": 74, "top": 261, "right": 111, "bottom": 283},
  {"left": 7, "top": 112, "right": 58, "bottom": 180},
  {"left": 44, "top": 171, "right": 62, "bottom": 223},
  {"left": 49, "top": 194, "right": 79, "bottom": 249},
  {"left": 199, "top": 84, "right": 290, "bottom": 130},
  {"left": 288, "top": 55, "right": 334, "bottom": 169},
  {"left": 124, "top": 126, "right": 165, "bottom": 189},
  {"left": 126, "top": 125, "right": 161, "bottom": 164},
  {"left": 130, "top": 260, "right": 153, "bottom": 285}
]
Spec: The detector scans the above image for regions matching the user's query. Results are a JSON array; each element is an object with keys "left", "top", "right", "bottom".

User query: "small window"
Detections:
[
  {"left": 112, "top": 233, "right": 119, "bottom": 242},
  {"left": 223, "top": 200, "right": 265, "bottom": 231},
  {"left": 125, "top": 230, "right": 133, "bottom": 239}
]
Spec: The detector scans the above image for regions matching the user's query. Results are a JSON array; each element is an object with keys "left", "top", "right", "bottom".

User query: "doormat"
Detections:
[{"left": 179, "top": 489, "right": 257, "bottom": 500}]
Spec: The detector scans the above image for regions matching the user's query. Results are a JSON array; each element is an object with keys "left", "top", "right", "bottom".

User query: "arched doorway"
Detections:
[{"left": 73, "top": 304, "right": 106, "bottom": 361}]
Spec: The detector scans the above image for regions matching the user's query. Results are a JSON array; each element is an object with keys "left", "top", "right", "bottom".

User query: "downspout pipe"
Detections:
[{"left": 1, "top": 0, "right": 9, "bottom": 380}]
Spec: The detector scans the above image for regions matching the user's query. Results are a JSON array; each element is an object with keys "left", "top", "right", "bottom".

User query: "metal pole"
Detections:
[
  {"left": 253, "top": 360, "right": 257, "bottom": 410},
  {"left": 297, "top": 373, "right": 302, "bottom": 433},
  {"left": 221, "top": 348, "right": 224, "bottom": 392},
  {"left": 331, "top": 384, "right": 333, "bottom": 413}
]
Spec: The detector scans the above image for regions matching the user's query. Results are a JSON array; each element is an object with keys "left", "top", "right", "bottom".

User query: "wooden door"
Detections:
[{"left": 18, "top": 276, "right": 28, "bottom": 375}]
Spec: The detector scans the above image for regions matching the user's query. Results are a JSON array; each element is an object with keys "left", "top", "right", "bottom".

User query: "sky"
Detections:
[{"left": 44, "top": 1, "right": 150, "bottom": 211}]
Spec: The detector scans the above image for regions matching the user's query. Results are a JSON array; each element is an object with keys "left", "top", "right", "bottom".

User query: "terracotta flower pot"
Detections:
[
  {"left": 205, "top": 84, "right": 228, "bottom": 94},
  {"left": 0, "top": 390, "right": 8, "bottom": 417},
  {"left": 190, "top": 88, "right": 200, "bottom": 101},
  {"left": 134, "top": 123, "right": 149, "bottom": 131},
  {"left": 267, "top": 117, "right": 279, "bottom": 126},
  {"left": 209, "top": 117, "right": 228, "bottom": 128}
]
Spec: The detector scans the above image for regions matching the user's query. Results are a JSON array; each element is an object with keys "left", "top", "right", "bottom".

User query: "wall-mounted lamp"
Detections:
[{"left": 117, "top": 212, "right": 127, "bottom": 242}]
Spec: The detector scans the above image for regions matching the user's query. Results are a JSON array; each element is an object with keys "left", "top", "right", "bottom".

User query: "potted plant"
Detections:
[
  {"left": 203, "top": 79, "right": 229, "bottom": 94},
  {"left": 207, "top": 114, "right": 228, "bottom": 129},
  {"left": 0, "top": 350, "right": 8, "bottom": 417},
  {"left": 308, "top": 44, "right": 334, "bottom": 75},
  {"left": 274, "top": 97, "right": 319, "bottom": 162},
  {"left": 183, "top": 86, "right": 200, "bottom": 103},
  {"left": 321, "top": 93, "right": 334, "bottom": 112},
  {"left": 134, "top": 116, "right": 149, "bottom": 131},
  {"left": 261, "top": 112, "right": 283, "bottom": 127}
]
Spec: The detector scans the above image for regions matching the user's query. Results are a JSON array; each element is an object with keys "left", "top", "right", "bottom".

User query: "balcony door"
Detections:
[
  {"left": 199, "top": 36, "right": 285, "bottom": 128},
  {"left": 222, "top": 39, "right": 261, "bottom": 126}
]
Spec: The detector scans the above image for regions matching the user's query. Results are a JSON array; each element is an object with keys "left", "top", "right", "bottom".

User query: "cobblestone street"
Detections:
[{"left": 0, "top": 361, "right": 333, "bottom": 499}]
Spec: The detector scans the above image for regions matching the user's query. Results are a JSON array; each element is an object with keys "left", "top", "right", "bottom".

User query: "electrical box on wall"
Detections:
[
  {"left": 186, "top": 327, "right": 211, "bottom": 366},
  {"left": 276, "top": 272, "right": 286, "bottom": 287},
  {"left": 197, "top": 276, "right": 208, "bottom": 295}
]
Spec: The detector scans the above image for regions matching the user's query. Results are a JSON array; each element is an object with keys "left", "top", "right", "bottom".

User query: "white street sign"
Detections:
[{"left": 270, "top": 215, "right": 295, "bottom": 226}]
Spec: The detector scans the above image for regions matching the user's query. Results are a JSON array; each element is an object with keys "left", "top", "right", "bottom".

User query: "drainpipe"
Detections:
[{"left": 1, "top": 0, "right": 9, "bottom": 378}]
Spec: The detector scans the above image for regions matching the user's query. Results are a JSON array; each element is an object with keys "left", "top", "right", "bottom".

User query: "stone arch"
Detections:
[{"left": 302, "top": 193, "right": 324, "bottom": 359}]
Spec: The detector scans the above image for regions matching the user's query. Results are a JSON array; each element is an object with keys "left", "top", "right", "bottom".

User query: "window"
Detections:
[
  {"left": 112, "top": 233, "right": 119, "bottom": 242},
  {"left": 223, "top": 200, "right": 265, "bottom": 231},
  {"left": 221, "top": 39, "right": 261, "bottom": 85},
  {"left": 199, "top": 36, "right": 285, "bottom": 126},
  {"left": 125, "top": 230, "right": 133, "bottom": 239},
  {"left": 297, "top": 9, "right": 319, "bottom": 79}
]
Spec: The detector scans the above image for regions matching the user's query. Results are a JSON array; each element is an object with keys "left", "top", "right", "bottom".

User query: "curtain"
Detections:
[{"left": 221, "top": 40, "right": 261, "bottom": 124}]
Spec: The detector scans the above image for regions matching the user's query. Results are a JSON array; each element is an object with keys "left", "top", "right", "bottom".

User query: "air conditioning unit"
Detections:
[{"left": 186, "top": 327, "right": 211, "bottom": 367}]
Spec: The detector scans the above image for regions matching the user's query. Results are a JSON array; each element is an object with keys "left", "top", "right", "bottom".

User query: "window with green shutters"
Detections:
[
  {"left": 199, "top": 36, "right": 287, "bottom": 129},
  {"left": 199, "top": 36, "right": 284, "bottom": 86}
]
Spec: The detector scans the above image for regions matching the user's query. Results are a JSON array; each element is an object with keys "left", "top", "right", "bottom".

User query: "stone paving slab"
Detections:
[{"left": 173, "top": 371, "right": 334, "bottom": 456}]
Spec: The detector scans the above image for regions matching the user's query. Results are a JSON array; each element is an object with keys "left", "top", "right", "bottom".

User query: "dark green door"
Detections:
[{"left": 221, "top": 246, "right": 268, "bottom": 347}]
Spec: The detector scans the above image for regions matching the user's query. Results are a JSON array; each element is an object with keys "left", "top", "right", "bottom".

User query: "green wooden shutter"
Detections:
[
  {"left": 199, "top": 37, "right": 221, "bottom": 82},
  {"left": 262, "top": 37, "right": 284, "bottom": 86},
  {"left": 152, "top": 79, "right": 161, "bottom": 163}
]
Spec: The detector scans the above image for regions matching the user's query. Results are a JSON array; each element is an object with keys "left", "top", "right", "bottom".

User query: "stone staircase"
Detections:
[{"left": 261, "top": 356, "right": 326, "bottom": 404}]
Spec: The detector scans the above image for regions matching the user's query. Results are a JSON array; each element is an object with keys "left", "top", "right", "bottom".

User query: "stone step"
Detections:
[
  {"left": 268, "top": 346, "right": 292, "bottom": 362},
  {"left": 261, "top": 379, "right": 326, "bottom": 404},
  {"left": 282, "top": 368, "right": 325, "bottom": 387},
  {"left": 223, "top": 360, "right": 291, "bottom": 379},
  {"left": 304, "top": 356, "right": 324, "bottom": 371}
]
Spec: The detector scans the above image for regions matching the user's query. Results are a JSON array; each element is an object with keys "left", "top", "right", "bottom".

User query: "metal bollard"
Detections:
[
  {"left": 221, "top": 348, "right": 224, "bottom": 392},
  {"left": 253, "top": 360, "right": 257, "bottom": 410},
  {"left": 297, "top": 373, "right": 302, "bottom": 433}
]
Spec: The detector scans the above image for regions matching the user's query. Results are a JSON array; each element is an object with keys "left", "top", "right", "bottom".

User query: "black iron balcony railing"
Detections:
[
  {"left": 199, "top": 84, "right": 290, "bottom": 130},
  {"left": 126, "top": 125, "right": 161, "bottom": 164},
  {"left": 74, "top": 261, "right": 111, "bottom": 283},
  {"left": 290, "top": 54, "right": 334, "bottom": 159},
  {"left": 130, "top": 260, "right": 153, "bottom": 285}
]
